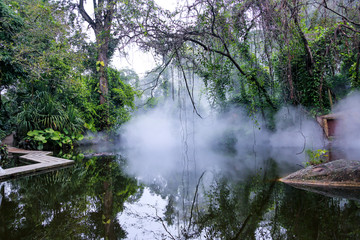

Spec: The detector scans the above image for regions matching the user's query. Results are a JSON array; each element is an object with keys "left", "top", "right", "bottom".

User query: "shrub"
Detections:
[
  {"left": 304, "top": 149, "right": 328, "bottom": 166},
  {"left": 16, "top": 91, "right": 84, "bottom": 137},
  {"left": 23, "top": 128, "right": 84, "bottom": 150}
]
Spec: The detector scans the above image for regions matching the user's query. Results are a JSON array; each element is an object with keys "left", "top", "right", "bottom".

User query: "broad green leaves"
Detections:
[{"left": 26, "top": 128, "right": 84, "bottom": 150}]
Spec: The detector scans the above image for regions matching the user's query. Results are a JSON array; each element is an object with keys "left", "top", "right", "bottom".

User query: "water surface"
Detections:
[{"left": 0, "top": 147, "right": 359, "bottom": 239}]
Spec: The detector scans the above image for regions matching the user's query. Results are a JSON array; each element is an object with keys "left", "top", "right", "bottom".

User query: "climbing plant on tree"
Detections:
[
  {"left": 76, "top": 0, "right": 153, "bottom": 129},
  {"left": 137, "top": 0, "right": 360, "bottom": 117}
]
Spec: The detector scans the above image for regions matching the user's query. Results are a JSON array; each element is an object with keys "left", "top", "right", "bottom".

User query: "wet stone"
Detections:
[{"left": 280, "top": 159, "right": 360, "bottom": 200}]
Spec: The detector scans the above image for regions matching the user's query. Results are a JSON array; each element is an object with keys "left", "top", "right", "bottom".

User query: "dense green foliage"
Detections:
[
  {"left": 0, "top": 0, "right": 138, "bottom": 149},
  {"left": 139, "top": 0, "right": 360, "bottom": 119},
  {"left": 1, "top": 0, "right": 360, "bottom": 146},
  {"left": 24, "top": 128, "right": 84, "bottom": 150}
]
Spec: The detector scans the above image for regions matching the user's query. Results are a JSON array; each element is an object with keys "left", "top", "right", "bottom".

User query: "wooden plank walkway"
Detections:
[{"left": 0, "top": 147, "right": 74, "bottom": 181}]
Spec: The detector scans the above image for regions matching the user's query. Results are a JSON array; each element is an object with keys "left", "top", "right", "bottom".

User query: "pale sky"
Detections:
[
  {"left": 82, "top": 0, "right": 182, "bottom": 77},
  {"left": 113, "top": 0, "right": 180, "bottom": 76},
  {"left": 156, "top": 0, "right": 179, "bottom": 11}
]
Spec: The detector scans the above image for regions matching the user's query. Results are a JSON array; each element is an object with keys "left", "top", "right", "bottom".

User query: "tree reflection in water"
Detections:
[
  {"left": 0, "top": 154, "right": 140, "bottom": 239},
  {"left": 123, "top": 156, "right": 360, "bottom": 240},
  {"left": 0, "top": 153, "right": 360, "bottom": 239}
]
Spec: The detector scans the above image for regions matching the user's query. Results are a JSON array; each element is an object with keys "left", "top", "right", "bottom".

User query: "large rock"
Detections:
[{"left": 280, "top": 159, "right": 360, "bottom": 200}]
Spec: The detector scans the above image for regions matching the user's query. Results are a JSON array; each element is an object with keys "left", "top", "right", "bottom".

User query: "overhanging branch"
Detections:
[
  {"left": 319, "top": 1, "right": 360, "bottom": 28},
  {"left": 176, "top": 49, "right": 203, "bottom": 118},
  {"left": 183, "top": 37, "right": 276, "bottom": 110},
  {"left": 78, "top": 0, "right": 96, "bottom": 30}
]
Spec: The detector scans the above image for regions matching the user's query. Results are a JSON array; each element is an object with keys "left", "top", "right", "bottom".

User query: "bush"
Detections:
[
  {"left": 304, "top": 149, "right": 328, "bottom": 166},
  {"left": 22, "top": 128, "right": 84, "bottom": 150},
  {"left": 16, "top": 91, "right": 84, "bottom": 137}
]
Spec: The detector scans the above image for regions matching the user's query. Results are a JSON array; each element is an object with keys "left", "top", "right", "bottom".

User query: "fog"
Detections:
[
  {"left": 332, "top": 92, "right": 360, "bottom": 159},
  {"left": 121, "top": 92, "right": 326, "bottom": 180}
]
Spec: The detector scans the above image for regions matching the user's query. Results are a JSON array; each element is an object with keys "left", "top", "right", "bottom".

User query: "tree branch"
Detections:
[
  {"left": 176, "top": 50, "right": 203, "bottom": 118},
  {"left": 78, "top": 0, "right": 96, "bottom": 30},
  {"left": 149, "top": 52, "right": 175, "bottom": 95},
  {"left": 319, "top": 0, "right": 360, "bottom": 28},
  {"left": 292, "top": 3, "right": 315, "bottom": 76},
  {"left": 183, "top": 37, "right": 276, "bottom": 109},
  {"left": 231, "top": 181, "right": 276, "bottom": 240}
]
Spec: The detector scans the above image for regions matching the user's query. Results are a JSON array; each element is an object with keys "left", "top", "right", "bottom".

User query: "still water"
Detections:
[{"left": 1, "top": 146, "right": 360, "bottom": 240}]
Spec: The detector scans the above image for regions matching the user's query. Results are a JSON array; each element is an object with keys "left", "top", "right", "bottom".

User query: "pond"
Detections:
[
  {"left": 0, "top": 154, "right": 36, "bottom": 170},
  {"left": 1, "top": 145, "right": 360, "bottom": 240}
]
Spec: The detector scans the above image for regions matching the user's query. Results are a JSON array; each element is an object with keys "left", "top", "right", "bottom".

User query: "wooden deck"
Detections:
[{"left": 0, "top": 147, "right": 74, "bottom": 181}]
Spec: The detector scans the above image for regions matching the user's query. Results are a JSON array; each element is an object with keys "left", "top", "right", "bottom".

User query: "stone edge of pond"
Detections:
[
  {"left": 279, "top": 178, "right": 360, "bottom": 188},
  {"left": 0, "top": 147, "right": 74, "bottom": 181},
  {"left": 279, "top": 159, "right": 360, "bottom": 189}
]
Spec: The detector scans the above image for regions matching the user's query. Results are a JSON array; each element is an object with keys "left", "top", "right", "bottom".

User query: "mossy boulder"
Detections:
[{"left": 280, "top": 159, "right": 360, "bottom": 200}]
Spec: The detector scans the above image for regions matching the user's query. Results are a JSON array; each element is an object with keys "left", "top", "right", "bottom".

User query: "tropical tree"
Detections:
[
  {"left": 76, "top": 0, "right": 151, "bottom": 128},
  {"left": 138, "top": 0, "right": 360, "bottom": 115},
  {"left": 0, "top": 0, "right": 88, "bottom": 145},
  {"left": 78, "top": 0, "right": 115, "bottom": 108},
  {"left": 0, "top": 0, "right": 24, "bottom": 109},
  {"left": 0, "top": 0, "right": 140, "bottom": 146}
]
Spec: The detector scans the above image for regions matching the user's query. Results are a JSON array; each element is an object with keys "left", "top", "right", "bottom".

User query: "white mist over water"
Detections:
[
  {"left": 119, "top": 60, "right": 360, "bottom": 179},
  {"left": 116, "top": 92, "right": 360, "bottom": 240},
  {"left": 332, "top": 92, "right": 360, "bottom": 159},
  {"left": 122, "top": 99, "right": 325, "bottom": 180}
]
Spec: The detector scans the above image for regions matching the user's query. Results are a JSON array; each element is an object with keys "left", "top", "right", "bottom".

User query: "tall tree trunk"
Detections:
[
  {"left": 287, "top": 50, "right": 295, "bottom": 101},
  {"left": 280, "top": 1, "right": 296, "bottom": 103},
  {"left": 78, "top": 0, "right": 114, "bottom": 128},
  {"left": 354, "top": 42, "right": 360, "bottom": 89},
  {"left": 292, "top": 0, "right": 315, "bottom": 77},
  {"left": 283, "top": 18, "right": 295, "bottom": 102},
  {"left": 97, "top": 36, "right": 110, "bottom": 105}
]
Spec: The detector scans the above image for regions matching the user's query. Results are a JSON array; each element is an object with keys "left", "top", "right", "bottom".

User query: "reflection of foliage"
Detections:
[
  {"left": 189, "top": 159, "right": 360, "bottom": 239},
  {"left": 2, "top": 152, "right": 360, "bottom": 239},
  {"left": 277, "top": 185, "right": 360, "bottom": 239},
  {"left": 183, "top": 158, "right": 360, "bottom": 240},
  {"left": 164, "top": 194, "right": 176, "bottom": 226},
  {"left": 212, "top": 130, "right": 238, "bottom": 155},
  {"left": 0, "top": 165, "right": 91, "bottom": 239},
  {"left": 197, "top": 174, "right": 276, "bottom": 239},
  {"left": 0, "top": 154, "right": 141, "bottom": 239}
]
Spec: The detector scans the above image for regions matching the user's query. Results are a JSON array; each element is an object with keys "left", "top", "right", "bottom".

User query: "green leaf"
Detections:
[
  {"left": 27, "top": 130, "right": 43, "bottom": 137},
  {"left": 51, "top": 136, "right": 60, "bottom": 140},
  {"left": 34, "top": 135, "right": 46, "bottom": 142},
  {"left": 45, "top": 128, "right": 55, "bottom": 134},
  {"left": 77, "top": 134, "right": 84, "bottom": 141}
]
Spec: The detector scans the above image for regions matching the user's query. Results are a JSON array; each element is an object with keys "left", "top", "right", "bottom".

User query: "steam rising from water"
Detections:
[
  {"left": 333, "top": 93, "right": 360, "bottom": 159},
  {"left": 118, "top": 92, "right": 360, "bottom": 239},
  {"left": 122, "top": 103, "right": 182, "bottom": 178},
  {"left": 122, "top": 100, "right": 325, "bottom": 179}
]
